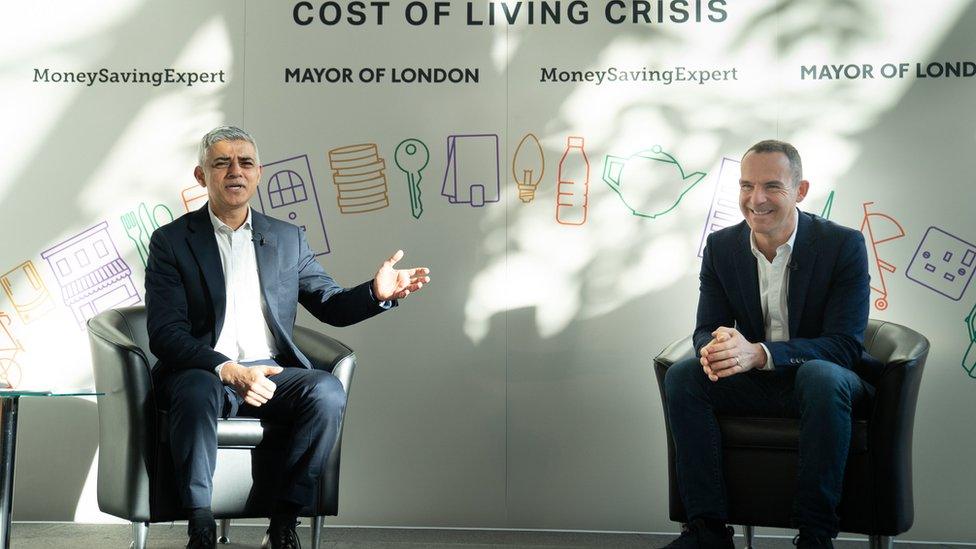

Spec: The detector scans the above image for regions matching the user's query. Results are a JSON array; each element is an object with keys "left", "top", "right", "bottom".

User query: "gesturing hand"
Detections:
[
  {"left": 699, "top": 327, "right": 766, "bottom": 382},
  {"left": 220, "top": 363, "right": 283, "bottom": 407},
  {"left": 372, "top": 249, "right": 430, "bottom": 301}
]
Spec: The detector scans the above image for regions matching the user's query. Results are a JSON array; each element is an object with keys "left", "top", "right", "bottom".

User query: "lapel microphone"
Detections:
[
  {"left": 252, "top": 232, "right": 266, "bottom": 246},
  {"left": 788, "top": 260, "right": 799, "bottom": 271}
]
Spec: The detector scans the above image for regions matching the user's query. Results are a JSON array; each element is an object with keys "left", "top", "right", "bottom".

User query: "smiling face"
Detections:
[
  {"left": 739, "top": 150, "right": 808, "bottom": 251},
  {"left": 194, "top": 139, "right": 261, "bottom": 225}
]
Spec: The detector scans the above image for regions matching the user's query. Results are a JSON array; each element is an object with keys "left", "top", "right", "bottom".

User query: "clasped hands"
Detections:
[{"left": 699, "top": 326, "right": 767, "bottom": 382}]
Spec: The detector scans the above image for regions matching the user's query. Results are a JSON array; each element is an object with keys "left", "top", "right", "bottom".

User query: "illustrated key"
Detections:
[{"left": 394, "top": 138, "right": 430, "bottom": 219}]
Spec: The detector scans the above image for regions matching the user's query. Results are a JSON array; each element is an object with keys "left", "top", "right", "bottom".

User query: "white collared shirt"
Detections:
[
  {"left": 750, "top": 209, "right": 800, "bottom": 370},
  {"left": 208, "top": 206, "right": 279, "bottom": 369}
]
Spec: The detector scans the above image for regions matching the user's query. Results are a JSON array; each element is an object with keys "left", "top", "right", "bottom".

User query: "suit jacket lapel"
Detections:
[
  {"left": 251, "top": 211, "right": 281, "bottom": 330},
  {"left": 185, "top": 206, "right": 226, "bottom": 338},
  {"left": 732, "top": 224, "right": 765, "bottom": 340},
  {"left": 788, "top": 212, "right": 819, "bottom": 337}
]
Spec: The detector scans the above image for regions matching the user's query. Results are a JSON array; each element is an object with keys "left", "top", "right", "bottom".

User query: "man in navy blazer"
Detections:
[
  {"left": 146, "top": 126, "right": 430, "bottom": 549},
  {"left": 662, "top": 141, "right": 874, "bottom": 549}
]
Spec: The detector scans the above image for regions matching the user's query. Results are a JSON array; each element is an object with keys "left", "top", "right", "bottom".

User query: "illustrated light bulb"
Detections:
[{"left": 512, "top": 133, "right": 545, "bottom": 203}]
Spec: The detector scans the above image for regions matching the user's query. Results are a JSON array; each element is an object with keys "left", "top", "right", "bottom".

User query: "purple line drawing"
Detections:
[
  {"left": 441, "top": 134, "right": 500, "bottom": 207},
  {"left": 253, "top": 155, "right": 331, "bottom": 256},
  {"left": 698, "top": 157, "right": 743, "bottom": 257},
  {"left": 905, "top": 226, "right": 976, "bottom": 301},
  {"left": 0, "top": 260, "right": 56, "bottom": 324},
  {"left": 40, "top": 221, "right": 141, "bottom": 328}
]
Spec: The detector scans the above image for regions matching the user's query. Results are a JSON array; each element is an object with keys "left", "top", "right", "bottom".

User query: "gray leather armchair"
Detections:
[
  {"left": 653, "top": 319, "right": 928, "bottom": 549},
  {"left": 87, "top": 306, "right": 356, "bottom": 549}
]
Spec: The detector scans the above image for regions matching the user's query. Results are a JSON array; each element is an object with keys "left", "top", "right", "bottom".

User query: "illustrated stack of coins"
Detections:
[{"left": 327, "top": 144, "right": 390, "bottom": 214}]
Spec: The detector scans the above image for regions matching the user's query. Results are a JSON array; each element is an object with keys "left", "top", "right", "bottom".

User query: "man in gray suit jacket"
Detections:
[{"left": 145, "top": 126, "right": 430, "bottom": 549}]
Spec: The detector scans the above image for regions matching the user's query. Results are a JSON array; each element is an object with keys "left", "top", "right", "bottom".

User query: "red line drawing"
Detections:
[
  {"left": 556, "top": 136, "right": 589, "bottom": 226},
  {"left": 860, "top": 201, "right": 906, "bottom": 310}
]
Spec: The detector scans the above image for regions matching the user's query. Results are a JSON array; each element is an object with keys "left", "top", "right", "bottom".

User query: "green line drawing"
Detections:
[
  {"left": 602, "top": 145, "right": 706, "bottom": 219},
  {"left": 963, "top": 302, "right": 976, "bottom": 379},
  {"left": 394, "top": 138, "right": 430, "bottom": 219},
  {"left": 820, "top": 190, "right": 835, "bottom": 219}
]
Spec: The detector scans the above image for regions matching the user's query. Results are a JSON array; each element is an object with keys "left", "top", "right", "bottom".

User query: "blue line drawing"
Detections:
[
  {"left": 394, "top": 138, "right": 430, "bottom": 219},
  {"left": 698, "top": 157, "right": 743, "bottom": 257},
  {"left": 820, "top": 190, "right": 835, "bottom": 219},
  {"left": 121, "top": 202, "right": 174, "bottom": 267}
]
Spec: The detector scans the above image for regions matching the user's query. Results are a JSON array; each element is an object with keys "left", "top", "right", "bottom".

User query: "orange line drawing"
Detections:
[
  {"left": 181, "top": 184, "right": 209, "bottom": 212},
  {"left": 328, "top": 144, "right": 390, "bottom": 214},
  {"left": 0, "top": 311, "right": 24, "bottom": 388},
  {"left": 860, "top": 201, "right": 906, "bottom": 310},
  {"left": 512, "top": 133, "right": 545, "bottom": 203},
  {"left": 556, "top": 136, "right": 589, "bottom": 226},
  {"left": 0, "top": 260, "right": 56, "bottom": 324}
]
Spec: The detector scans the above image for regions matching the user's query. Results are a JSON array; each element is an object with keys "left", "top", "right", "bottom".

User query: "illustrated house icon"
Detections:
[{"left": 40, "top": 221, "right": 141, "bottom": 328}]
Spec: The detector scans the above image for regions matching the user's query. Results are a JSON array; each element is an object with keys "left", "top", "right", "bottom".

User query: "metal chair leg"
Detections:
[
  {"left": 742, "top": 525, "right": 755, "bottom": 548},
  {"left": 218, "top": 518, "right": 231, "bottom": 544},
  {"left": 311, "top": 515, "right": 324, "bottom": 549},
  {"left": 129, "top": 521, "right": 148, "bottom": 549},
  {"left": 869, "top": 535, "right": 893, "bottom": 549}
]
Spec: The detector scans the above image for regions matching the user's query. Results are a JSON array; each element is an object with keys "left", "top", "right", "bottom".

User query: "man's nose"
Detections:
[{"left": 227, "top": 160, "right": 243, "bottom": 177}]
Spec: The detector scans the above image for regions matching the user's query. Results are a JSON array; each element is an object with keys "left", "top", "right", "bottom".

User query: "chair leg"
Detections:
[
  {"left": 869, "top": 535, "right": 893, "bottom": 549},
  {"left": 218, "top": 518, "right": 231, "bottom": 544},
  {"left": 129, "top": 521, "right": 148, "bottom": 549},
  {"left": 310, "top": 515, "right": 324, "bottom": 549},
  {"left": 742, "top": 525, "right": 755, "bottom": 548}
]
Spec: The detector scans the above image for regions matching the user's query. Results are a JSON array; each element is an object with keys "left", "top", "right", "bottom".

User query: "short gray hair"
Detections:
[
  {"left": 744, "top": 139, "right": 802, "bottom": 186},
  {"left": 198, "top": 126, "right": 260, "bottom": 166}
]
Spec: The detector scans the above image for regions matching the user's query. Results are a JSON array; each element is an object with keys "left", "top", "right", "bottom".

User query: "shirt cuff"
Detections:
[
  {"left": 214, "top": 360, "right": 234, "bottom": 381},
  {"left": 368, "top": 282, "right": 394, "bottom": 309},
  {"left": 758, "top": 343, "right": 775, "bottom": 371}
]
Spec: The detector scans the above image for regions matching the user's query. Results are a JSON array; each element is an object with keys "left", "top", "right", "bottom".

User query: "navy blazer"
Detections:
[
  {"left": 695, "top": 211, "right": 881, "bottom": 383},
  {"left": 145, "top": 205, "right": 390, "bottom": 377}
]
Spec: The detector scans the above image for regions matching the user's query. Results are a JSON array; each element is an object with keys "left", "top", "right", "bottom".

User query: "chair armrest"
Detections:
[
  {"left": 863, "top": 321, "right": 930, "bottom": 534},
  {"left": 86, "top": 311, "right": 156, "bottom": 521},
  {"left": 292, "top": 325, "right": 357, "bottom": 394},
  {"left": 654, "top": 335, "right": 695, "bottom": 370}
]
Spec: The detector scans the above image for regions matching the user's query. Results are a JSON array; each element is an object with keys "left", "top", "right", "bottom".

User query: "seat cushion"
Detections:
[
  {"left": 719, "top": 416, "right": 869, "bottom": 454},
  {"left": 157, "top": 412, "right": 288, "bottom": 448}
]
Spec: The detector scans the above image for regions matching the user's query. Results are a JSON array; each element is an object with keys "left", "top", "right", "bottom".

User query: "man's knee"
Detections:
[
  {"left": 167, "top": 369, "right": 224, "bottom": 413},
  {"left": 795, "top": 360, "right": 859, "bottom": 406},
  {"left": 304, "top": 372, "right": 346, "bottom": 415},
  {"left": 664, "top": 357, "right": 706, "bottom": 401}
]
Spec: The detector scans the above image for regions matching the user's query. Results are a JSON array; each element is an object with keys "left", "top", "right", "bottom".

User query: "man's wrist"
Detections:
[{"left": 214, "top": 360, "right": 234, "bottom": 382}]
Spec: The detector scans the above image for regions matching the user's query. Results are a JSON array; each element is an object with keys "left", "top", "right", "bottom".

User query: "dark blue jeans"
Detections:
[
  {"left": 160, "top": 360, "right": 347, "bottom": 510},
  {"left": 663, "top": 357, "right": 871, "bottom": 538}
]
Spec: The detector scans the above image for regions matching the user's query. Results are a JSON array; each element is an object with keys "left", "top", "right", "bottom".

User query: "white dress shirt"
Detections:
[
  {"left": 208, "top": 206, "right": 279, "bottom": 373},
  {"left": 750, "top": 209, "right": 800, "bottom": 370}
]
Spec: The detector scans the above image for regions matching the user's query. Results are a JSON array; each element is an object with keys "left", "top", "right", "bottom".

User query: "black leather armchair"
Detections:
[
  {"left": 653, "top": 320, "right": 928, "bottom": 549},
  {"left": 87, "top": 306, "right": 356, "bottom": 549}
]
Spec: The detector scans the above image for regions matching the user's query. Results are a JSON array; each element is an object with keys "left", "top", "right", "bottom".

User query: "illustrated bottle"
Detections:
[{"left": 556, "top": 136, "right": 589, "bottom": 225}]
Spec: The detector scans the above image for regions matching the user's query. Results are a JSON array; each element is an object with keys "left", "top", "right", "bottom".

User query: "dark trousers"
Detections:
[
  {"left": 159, "top": 361, "right": 347, "bottom": 510},
  {"left": 663, "top": 357, "right": 871, "bottom": 538}
]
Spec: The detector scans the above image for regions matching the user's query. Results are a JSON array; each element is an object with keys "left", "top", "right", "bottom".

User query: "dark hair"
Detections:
[{"left": 744, "top": 139, "right": 802, "bottom": 186}]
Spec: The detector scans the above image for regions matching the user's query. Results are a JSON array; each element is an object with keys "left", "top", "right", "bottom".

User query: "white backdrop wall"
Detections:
[{"left": 2, "top": 0, "right": 975, "bottom": 543}]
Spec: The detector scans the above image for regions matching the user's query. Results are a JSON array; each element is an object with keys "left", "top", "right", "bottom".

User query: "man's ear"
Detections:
[
  {"left": 194, "top": 166, "right": 206, "bottom": 187},
  {"left": 795, "top": 179, "right": 810, "bottom": 202}
]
